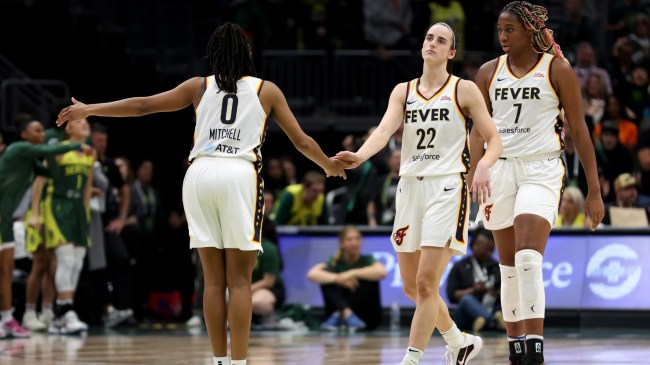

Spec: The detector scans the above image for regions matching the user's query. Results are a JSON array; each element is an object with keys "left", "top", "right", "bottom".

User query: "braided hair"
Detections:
[
  {"left": 205, "top": 22, "right": 257, "bottom": 94},
  {"left": 502, "top": 1, "right": 566, "bottom": 60}
]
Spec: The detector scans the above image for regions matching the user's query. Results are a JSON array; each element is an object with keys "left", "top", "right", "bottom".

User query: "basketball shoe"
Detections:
[{"left": 443, "top": 333, "right": 483, "bottom": 365}]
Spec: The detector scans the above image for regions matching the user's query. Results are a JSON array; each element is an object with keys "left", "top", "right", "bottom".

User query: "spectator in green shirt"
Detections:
[
  {"left": 307, "top": 225, "right": 386, "bottom": 331},
  {"left": 271, "top": 171, "right": 328, "bottom": 225}
]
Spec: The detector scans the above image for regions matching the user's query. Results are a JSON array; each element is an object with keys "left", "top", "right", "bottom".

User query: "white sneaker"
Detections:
[
  {"left": 443, "top": 333, "right": 483, "bottom": 365},
  {"left": 186, "top": 315, "right": 203, "bottom": 328},
  {"left": 104, "top": 308, "right": 133, "bottom": 328},
  {"left": 60, "top": 311, "right": 88, "bottom": 335},
  {"left": 22, "top": 311, "right": 47, "bottom": 331},
  {"left": 40, "top": 310, "right": 54, "bottom": 326}
]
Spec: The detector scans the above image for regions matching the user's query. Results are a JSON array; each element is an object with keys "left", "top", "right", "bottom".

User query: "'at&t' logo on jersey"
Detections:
[{"left": 586, "top": 244, "right": 642, "bottom": 300}]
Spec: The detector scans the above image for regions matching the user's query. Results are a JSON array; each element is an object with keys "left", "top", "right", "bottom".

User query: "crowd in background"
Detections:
[{"left": 0, "top": 0, "right": 649, "bottom": 335}]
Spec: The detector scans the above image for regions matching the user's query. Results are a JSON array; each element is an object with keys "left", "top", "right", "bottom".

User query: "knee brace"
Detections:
[
  {"left": 12, "top": 221, "right": 26, "bottom": 259},
  {"left": 499, "top": 264, "right": 521, "bottom": 322},
  {"left": 70, "top": 247, "right": 87, "bottom": 290},
  {"left": 55, "top": 245, "right": 76, "bottom": 292},
  {"left": 515, "top": 249, "right": 545, "bottom": 320}
]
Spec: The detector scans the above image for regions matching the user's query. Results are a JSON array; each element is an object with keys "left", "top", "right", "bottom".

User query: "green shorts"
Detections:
[{"left": 44, "top": 195, "right": 90, "bottom": 248}]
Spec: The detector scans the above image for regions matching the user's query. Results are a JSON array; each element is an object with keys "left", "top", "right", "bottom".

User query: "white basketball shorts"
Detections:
[
  {"left": 183, "top": 156, "right": 264, "bottom": 251},
  {"left": 476, "top": 152, "right": 565, "bottom": 230},
  {"left": 391, "top": 173, "right": 469, "bottom": 256}
]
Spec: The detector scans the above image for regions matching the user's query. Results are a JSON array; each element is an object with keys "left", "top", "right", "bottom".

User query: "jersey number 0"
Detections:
[{"left": 220, "top": 94, "right": 239, "bottom": 124}]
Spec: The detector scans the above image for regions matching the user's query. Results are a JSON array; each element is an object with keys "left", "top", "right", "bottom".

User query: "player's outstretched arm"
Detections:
[
  {"left": 56, "top": 77, "right": 204, "bottom": 127},
  {"left": 263, "top": 81, "right": 346, "bottom": 179},
  {"left": 333, "top": 83, "right": 407, "bottom": 169}
]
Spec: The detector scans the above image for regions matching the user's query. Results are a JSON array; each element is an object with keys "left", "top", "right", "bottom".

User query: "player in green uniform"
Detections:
[
  {"left": 0, "top": 119, "right": 89, "bottom": 338},
  {"left": 40, "top": 118, "right": 94, "bottom": 334}
]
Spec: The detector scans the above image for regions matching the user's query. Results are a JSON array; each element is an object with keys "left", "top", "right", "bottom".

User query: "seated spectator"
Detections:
[
  {"left": 280, "top": 156, "right": 298, "bottom": 185},
  {"left": 595, "top": 120, "right": 635, "bottom": 201},
  {"left": 263, "top": 158, "right": 288, "bottom": 198},
  {"left": 593, "top": 95, "right": 638, "bottom": 151},
  {"left": 603, "top": 173, "right": 650, "bottom": 226},
  {"left": 574, "top": 42, "right": 613, "bottom": 95},
  {"left": 272, "top": 171, "right": 328, "bottom": 225},
  {"left": 582, "top": 73, "right": 608, "bottom": 129},
  {"left": 307, "top": 226, "right": 386, "bottom": 331},
  {"left": 556, "top": 187, "right": 591, "bottom": 228},
  {"left": 446, "top": 227, "right": 504, "bottom": 333},
  {"left": 251, "top": 222, "right": 285, "bottom": 325},
  {"left": 619, "top": 66, "right": 650, "bottom": 123}
]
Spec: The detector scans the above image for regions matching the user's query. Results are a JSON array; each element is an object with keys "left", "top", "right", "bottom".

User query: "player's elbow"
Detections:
[{"left": 293, "top": 135, "right": 316, "bottom": 152}]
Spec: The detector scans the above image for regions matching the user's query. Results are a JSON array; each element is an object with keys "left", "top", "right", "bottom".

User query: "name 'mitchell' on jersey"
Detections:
[
  {"left": 189, "top": 76, "right": 268, "bottom": 170},
  {"left": 400, "top": 75, "right": 470, "bottom": 177},
  {"left": 489, "top": 53, "right": 563, "bottom": 157}
]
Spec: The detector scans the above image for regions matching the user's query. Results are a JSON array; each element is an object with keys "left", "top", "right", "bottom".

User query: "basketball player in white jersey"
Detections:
[
  {"left": 334, "top": 23, "right": 502, "bottom": 365},
  {"left": 56, "top": 23, "right": 345, "bottom": 365},
  {"left": 470, "top": 2, "right": 604, "bottom": 365}
]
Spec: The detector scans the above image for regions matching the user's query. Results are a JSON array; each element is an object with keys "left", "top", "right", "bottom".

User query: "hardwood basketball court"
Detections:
[{"left": 1, "top": 328, "right": 649, "bottom": 364}]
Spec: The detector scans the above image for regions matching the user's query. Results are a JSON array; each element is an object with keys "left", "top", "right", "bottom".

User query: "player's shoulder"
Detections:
[
  {"left": 455, "top": 78, "right": 481, "bottom": 99},
  {"left": 477, "top": 57, "right": 501, "bottom": 76},
  {"left": 389, "top": 81, "right": 410, "bottom": 100},
  {"left": 549, "top": 56, "right": 573, "bottom": 74}
]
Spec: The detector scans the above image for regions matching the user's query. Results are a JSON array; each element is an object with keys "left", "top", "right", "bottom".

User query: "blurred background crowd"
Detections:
[{"left": 0, "top": 0, "right": 649, "bottom": 333}]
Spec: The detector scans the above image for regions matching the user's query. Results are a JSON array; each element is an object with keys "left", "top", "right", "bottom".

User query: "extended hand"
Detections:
[
  {"left": 57, "top": 97, "right": 89, "bottom": 127},
  {"left": 331, "top": 151, "right": 362, "bottom": 169},
  {"left": 325, "top": 159, "right": 347, "bottom": 179},
  {"left": 470, "top": 162, "right": 491, "bottom": 204}
]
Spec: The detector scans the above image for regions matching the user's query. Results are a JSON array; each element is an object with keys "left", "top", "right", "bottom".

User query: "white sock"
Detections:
[
  {"left": 25, "top": 303, "right": 36, "bottom": 313},
  {"left": 527, "top": 334, "right": 543, "bottom": 340},
  {"left": 42, "top": 305, "right": 54, "bottom": 318},
  {"left": 56, "top": 299, "right": 73, "bottom": 306},
  {"left": 0, "top": 310, "right": 13, "bottom": 323},
  {"left": 401, "top": 347, "right": 423, "bottom": 365},
  {"left": 441, "top": 323, "right": 465, "bottom": 348},
  {"left": 213, "top": 356, "right": 230, "bottom": 365},
  {"left": 508, "top": 334, "right": 526, "bottom": 341},
  {"left": 231, "top": 360, "right": 246, "bottom": 365}
]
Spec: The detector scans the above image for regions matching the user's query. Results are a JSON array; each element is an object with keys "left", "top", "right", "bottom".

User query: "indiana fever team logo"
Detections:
[
  {"left": 393, "top": 225, "right": 410, "bottom": 246},
  {"left": 484, "top": 204, "right": 494, "bottom": 221}
]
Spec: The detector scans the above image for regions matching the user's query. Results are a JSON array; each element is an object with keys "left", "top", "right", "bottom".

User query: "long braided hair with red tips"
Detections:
[{"left": 502, "top": 1, "right": 566, "bottom": 61}]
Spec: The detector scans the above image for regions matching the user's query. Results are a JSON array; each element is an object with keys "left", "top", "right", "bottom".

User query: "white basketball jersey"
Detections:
[
  {"left": 189, "top": 76, "right": 267, "bottom": 169},
  {"left": 488, "top": 53, "right": 563, "bottom": 157},
  {"left": 400, "top": 75, "right": 470, "bottom": 177}
]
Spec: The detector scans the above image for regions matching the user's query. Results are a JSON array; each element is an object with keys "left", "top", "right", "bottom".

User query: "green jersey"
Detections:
[
  {"left": 44, "top": 128, "right": 66, "bottom": 145},
  {"left": 46, "top": 142, "right": 93, "bottom": 200},
  {"left": 0, "top": 141, "right": 81, "bottom": 243},
  {"left": 0, "top": 141, "right": 82, "bottom": 210}
]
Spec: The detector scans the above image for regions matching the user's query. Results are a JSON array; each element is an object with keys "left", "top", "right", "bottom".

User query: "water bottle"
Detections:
[{"left": 389, "top": 301, "right": 400, "bottom": 331}]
